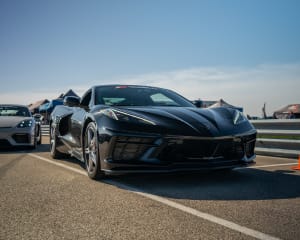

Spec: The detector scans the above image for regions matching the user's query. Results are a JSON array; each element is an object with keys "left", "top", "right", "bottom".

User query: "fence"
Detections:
[
  {"left": 251, "top": 119, "right": 300, "bottom": 158},
  {"left": 40, "top": 119, "right": 300, "bottom": 158}
]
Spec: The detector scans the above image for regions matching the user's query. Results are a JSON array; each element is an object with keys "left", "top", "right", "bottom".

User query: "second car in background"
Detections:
[{"left": 0, "top": 104, "right": 41, "bottom": 149}]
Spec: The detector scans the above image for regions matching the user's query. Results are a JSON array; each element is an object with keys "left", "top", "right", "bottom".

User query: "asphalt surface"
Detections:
[{"left": 0, "top": 136, "right": 299, "bottom": 240}]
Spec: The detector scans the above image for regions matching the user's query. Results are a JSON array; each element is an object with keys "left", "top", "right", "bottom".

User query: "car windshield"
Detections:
[
  {"left": 94, "top": 86, "right": 195, "bottom": 107},
  {"left": 0, "top": 106, "right": 31, "bottom": 117}
]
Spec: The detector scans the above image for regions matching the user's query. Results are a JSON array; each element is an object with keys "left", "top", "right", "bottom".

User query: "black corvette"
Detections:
[{"left": 50, "top": 85, "right": 256, "bottom": 179}]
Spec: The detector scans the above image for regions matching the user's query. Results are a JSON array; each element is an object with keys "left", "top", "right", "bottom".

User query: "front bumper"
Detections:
[
  {"left": 0, "top": 127, "right": 36, "bottom": 148},
  {"left": 98, "top": 129, "right": 256, "bottom": 174}
]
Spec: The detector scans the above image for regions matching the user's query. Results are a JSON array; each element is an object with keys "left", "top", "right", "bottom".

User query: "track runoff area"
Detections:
[
  {"left": 1, "top": 138, "right": 299, "bottom": 240},
  {"left": 28, "top": 148, "right": 300, "bottom": 239}
]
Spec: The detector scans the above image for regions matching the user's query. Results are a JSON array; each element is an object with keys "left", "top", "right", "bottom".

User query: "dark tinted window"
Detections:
[
  {"left": 0, "top": 106, "right": 31, "bottom": 117},
  {"left": 94, "top": 86, "right": 195, "bottom": 107}
]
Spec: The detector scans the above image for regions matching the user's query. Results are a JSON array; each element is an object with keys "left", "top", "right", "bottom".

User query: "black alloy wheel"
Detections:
[
  {"left": 30, "top": 134, "right": 37, "bottom": 150},
  {"left": 50, "top": 124, "right": 66, "bottom": 158},
  {"left": 84, "top": 122, "right": 105, "bottom": 179}
]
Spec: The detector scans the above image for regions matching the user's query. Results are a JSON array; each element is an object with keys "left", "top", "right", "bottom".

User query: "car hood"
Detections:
[
  {"left": 0, "top": 116, "right": 33, "bottom": 128},
  {"left": 96, "top": 106, "right": 255, "bottom": 137}
]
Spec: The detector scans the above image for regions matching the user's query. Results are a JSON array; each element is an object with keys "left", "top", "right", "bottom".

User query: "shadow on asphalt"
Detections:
[
  {"left": 36, "top": 143, "right": 87, "bottom": 169},
  {"left": 104, "top": 168, "right": 300, "bottom": 201},
  {"left": 0, "top": 142, "right": 50, "bottom": 154},
  {"left": 32, "top": 144, "right": 300, "bottom": 201},
  {"left": 0, "top": 143, "right": 87, "bottom": 169},
  {"left": 2, "top": 143, "right": 299, "bottom": 201}
]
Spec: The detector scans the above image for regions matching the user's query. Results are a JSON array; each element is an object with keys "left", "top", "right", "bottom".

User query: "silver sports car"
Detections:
[{"left": 0, "top": 104, "right": 41, "bottom": 149}]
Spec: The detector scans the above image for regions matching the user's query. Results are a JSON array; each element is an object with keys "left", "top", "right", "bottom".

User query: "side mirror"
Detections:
[
  {"left": 192, "top": 100, "right": 202, "bottom": 108},
  {"left": 64, "top": 96, "right": 80, "bottom": 107},
  {"left": 33, "top": 114, "right": 42, "bottom": 122}
]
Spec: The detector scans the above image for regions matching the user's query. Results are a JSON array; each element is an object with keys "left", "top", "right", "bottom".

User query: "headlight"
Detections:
[
  {"left": 100, "top": 109, "right": 156, "bottom": 125},
  {"left": 233, "top": 110, "right": 247, "bottom": 125},
  {"left": 17, "top": 119, "right": 33, "bottom": 128}
]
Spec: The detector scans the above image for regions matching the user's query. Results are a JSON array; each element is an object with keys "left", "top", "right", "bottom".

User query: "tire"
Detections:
[
  {"left": 37, "top": 126, "right": 42, "bottom": 145},
  {"left": 50, "top": 124, "right": 67, "bottom": 159},
  {"left": 83, "top": 122, "right": 105, "bottom": 180},
  {"left": 37, "top": 134, "right": 42, "bottom": 145},
  {"left": 29, "top": 135, "right": 37, "bottom": 150}
]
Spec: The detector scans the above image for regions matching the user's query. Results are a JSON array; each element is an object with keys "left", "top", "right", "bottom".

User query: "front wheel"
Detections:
[
  {"left": 83, "top": 122, "right": 105, "bottom": 180},
  {"left": 37, "top": 126, "right": 42, "bottom": 145},
  {"left": 50, "top": 124, "right": 67, "bottom": 159},
  {"left": 29, "top": 135, "right": 37, "bottom": 150}
]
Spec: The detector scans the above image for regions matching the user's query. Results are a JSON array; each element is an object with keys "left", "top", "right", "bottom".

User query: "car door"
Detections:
[{"left": 70, "top": 90, "right": 92, "bottom": 148}]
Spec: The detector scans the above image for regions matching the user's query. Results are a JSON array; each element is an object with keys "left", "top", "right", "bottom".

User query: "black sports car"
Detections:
[{"left": 50, "top": 85, "right": 256, "bottom": 179}]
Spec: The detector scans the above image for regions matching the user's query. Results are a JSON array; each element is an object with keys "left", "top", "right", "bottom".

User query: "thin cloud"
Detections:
[
  {"left": 1, "top": 63, "right": 299, "bottom": 116},
  {"left": 117, "top": 63, "right": 300, "bottom": 116}
]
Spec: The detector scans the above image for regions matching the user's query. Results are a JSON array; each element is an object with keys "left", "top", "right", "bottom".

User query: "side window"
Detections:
[
  {"left": 150, "top": 93, "right": 179, "bottom": 106},
  {"left": 81, "top": 91, "right": 92, "bottom": 107}
]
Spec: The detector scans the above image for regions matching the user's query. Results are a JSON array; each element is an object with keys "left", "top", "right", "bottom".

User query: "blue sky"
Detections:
[{"left": 0, "top": 0, "right": 299, "bottom": 115}]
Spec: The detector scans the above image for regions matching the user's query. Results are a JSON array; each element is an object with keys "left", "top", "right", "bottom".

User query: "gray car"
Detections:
[{"left": 0, "top": 104, "right": 41, "bottom": 149}]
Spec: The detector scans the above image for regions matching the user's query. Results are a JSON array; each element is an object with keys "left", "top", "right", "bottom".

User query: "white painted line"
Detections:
[
  {"left": 104, "top": 180, "right": 281, "bottom": 240},
  {"left": 236, "top": 162, "right": 297, "bottom": 170},
  {"left": 28, "top": 153, "right": 87, "bottom": 176},
  {"left": 28, "top": 153, "right": 281, "bottom": 240},
  {"left": 257, "top": 155, "right": 297, "bottom": 161},
  {"left": 250, "top": 163, "right": 297, "bottom": 169}
]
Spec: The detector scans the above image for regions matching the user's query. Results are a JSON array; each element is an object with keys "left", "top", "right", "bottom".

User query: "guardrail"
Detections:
[
  {"left": 251, "top": 119, "right": 300, "bottom": 158},
  {"left": 41, "top": 120, "right": 300, "bottom": 158}
]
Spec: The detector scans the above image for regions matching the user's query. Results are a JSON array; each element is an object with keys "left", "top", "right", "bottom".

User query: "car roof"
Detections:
[{"left": 92, "top": 84, "right": 164, "bottom": 90}]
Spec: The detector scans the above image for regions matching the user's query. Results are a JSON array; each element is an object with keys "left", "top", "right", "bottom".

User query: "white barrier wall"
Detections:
[{"left": 251, "top": 119, "right": 300, "bottom": 158}]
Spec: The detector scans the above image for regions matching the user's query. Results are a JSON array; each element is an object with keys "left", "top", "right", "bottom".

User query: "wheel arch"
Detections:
[{"left": 81, "top": 117, "right": 95, "bottom": 147}]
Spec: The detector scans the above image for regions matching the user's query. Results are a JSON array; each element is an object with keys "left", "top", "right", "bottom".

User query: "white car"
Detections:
[{"left": 0, "top": 104, "right": 41, "bottom": 149}]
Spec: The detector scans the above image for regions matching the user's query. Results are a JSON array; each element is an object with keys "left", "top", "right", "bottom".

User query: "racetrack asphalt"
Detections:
[{"left": 0, "top": 137, "right": 299, "bottom": 240}]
